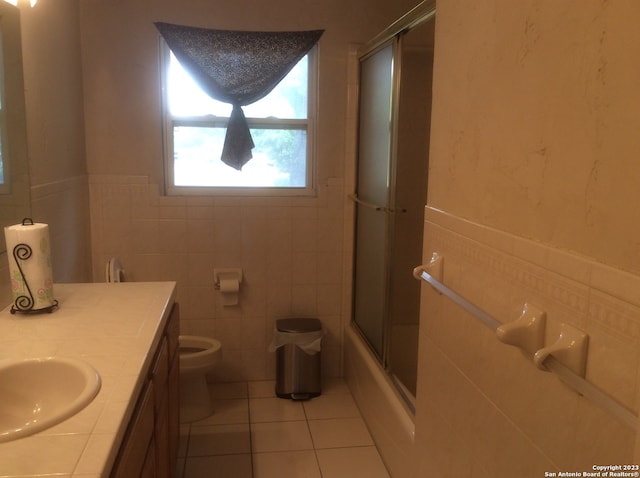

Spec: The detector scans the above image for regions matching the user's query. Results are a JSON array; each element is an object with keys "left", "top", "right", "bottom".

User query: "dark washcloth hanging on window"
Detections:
[{"left": 154, "top": 22, "right": 324, "bottom": 170}]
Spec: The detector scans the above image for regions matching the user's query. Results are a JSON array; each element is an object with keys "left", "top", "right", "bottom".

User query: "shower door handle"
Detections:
[
  {"left": 348, "top": 194, "right": 407, "bottom": 213},
  {"left": 348, "top": 194, "right": 387, "bottom": 212}
]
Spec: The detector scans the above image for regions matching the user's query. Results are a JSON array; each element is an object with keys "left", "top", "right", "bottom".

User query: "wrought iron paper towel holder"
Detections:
[{"left": 9, "top": 218, "right": 58, "bottom": 315}]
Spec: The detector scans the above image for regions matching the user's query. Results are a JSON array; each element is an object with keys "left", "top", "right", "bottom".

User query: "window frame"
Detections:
[{"left": 159, "top": 39, "right": 318, "bottom": 197}]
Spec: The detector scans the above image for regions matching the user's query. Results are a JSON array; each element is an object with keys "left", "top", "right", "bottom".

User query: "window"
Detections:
[{"left": 160, "top": 41, "right": 317, "bottom": 196}]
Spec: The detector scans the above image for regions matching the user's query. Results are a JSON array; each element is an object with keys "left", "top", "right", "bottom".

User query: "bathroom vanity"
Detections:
[{"left": 0, "top": 281, "right": 178, "bottom": 477}]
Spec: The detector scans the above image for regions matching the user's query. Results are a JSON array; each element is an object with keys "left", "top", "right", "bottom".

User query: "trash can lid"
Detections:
[{"left": 276, "top": 318, "right": 322, "bottom": 333}]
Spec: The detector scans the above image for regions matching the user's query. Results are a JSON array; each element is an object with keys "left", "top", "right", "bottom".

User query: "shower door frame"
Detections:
[
  {"left": 350, "top": 0, "right": 436, "bottom": 406},
  {"left": 352, "top": 37, "right": 402, "bottom": 365}
]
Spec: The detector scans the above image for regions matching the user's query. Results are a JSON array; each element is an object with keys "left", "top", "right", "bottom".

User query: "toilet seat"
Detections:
[{"left": 179, "top": 335, "right": 222, "bottom": 371}]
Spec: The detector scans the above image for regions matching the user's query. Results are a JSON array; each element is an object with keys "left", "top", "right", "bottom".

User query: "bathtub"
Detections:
[{"left": 344, "top": 323, "right": 416, "bottom": 478}]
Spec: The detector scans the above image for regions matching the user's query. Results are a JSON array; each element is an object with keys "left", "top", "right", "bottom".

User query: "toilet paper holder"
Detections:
[
  {"left": 214, "top": 268, "right": 243, "bottom": 289},
  {"left": 214, "top": 268, "right": 243, "bottom": 306}
]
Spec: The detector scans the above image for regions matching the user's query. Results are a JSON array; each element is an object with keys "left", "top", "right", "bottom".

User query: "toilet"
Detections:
[
  {"left": 104, "top": 259, "right": 223, "bottom": 423},
  {"left": 179, "top": 335, "right": 223, "bottom": 422}
]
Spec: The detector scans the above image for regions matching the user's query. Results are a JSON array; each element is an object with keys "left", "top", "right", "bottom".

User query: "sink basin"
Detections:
[{"left": 0, "top": 356, "right": 101, "bottom": 442}]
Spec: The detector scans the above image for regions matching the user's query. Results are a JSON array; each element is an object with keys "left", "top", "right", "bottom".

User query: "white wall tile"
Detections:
[{"left": 416, "top": 210, "right": 639, "bottom": 475}]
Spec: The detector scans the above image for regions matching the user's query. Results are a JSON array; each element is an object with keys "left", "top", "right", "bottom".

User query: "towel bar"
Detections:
[{"left": 413, "top": 262, "right": 638, "bottom": 430}]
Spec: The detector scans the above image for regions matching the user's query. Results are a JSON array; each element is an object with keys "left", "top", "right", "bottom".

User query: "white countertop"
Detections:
[{"left": 0, "top": 281, "right": 176, "bottom": 477}]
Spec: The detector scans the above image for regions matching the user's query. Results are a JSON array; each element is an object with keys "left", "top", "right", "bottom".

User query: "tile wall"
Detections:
[
  {"left": 89, "top": 175, "right": 346, "bottom": 382},
  {"left": 414, "top": 206, "right": 640, "bottom": 476},
  {"left": 30, "top": 176, "right": 93, "bottom": 284},
  {"left": 0, "top": 176, "right": 93, "bottom": 312}
]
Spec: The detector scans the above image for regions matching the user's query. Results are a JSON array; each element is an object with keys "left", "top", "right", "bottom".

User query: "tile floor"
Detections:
[{"left": 176, "top": 378, "right": 391, "bottom": 478}]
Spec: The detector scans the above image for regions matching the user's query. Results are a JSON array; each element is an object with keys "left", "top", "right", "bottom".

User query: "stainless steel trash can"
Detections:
[{"left": 275, "top": 318, "right": 322, "bottom": 400}]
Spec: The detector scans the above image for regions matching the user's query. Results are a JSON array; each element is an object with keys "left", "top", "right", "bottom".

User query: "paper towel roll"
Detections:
[{"left": 4, "top": 220, "right": 56, "bottom": 311}]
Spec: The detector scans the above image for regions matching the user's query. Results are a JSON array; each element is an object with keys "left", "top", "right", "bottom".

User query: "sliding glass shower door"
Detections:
[
  {"left": 352, "top": 42, "right": 395, "bottom": 359},
  {"left": 352, "top": 14, "right": 435, "bottom": 398}
]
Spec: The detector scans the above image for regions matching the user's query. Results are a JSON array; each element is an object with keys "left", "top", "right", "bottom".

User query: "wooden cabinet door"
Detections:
[{"left": 111, "top": 382, "right": 155, "bottom": 478}]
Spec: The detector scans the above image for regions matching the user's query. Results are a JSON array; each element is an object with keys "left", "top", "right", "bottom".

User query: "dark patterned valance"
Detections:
[{"left": 155, "top": 22, "right": 324, "bottom": 170}]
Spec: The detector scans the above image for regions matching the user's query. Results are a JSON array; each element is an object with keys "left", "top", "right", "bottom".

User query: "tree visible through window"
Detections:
[{"left": 161, "top": 43, "right": 316, "bottom": 195}]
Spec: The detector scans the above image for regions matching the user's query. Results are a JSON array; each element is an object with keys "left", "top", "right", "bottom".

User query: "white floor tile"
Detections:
[
  {"left": 180, "top": 381, "right": 390, "bottom": 478},
  {"left": 209, "top": 381, "right": 248, "bottom": 399},
  {"left": 316, "top": 446, "right": 390, "bottom": 478},
  {"left": 250, "top": 397, "right": 306, "bottom": 422},
  {"left": 303, "top": 391, "right": 361, "bottom": 420},
  {"left": 191, "top": 398, "right": 249, "bottom": 426},
  {"left": 188, "top": 423, "right": 251, "bottom": 456},
  {"left": 248, "top": 380, "right": 277, "bottom": 398},
  {"left": 321, "top": 377, "right": 351, "bottom": 395},
  {"left": 251, "top": 421, "right": 313, "bottom": 453},
  {"left": 252, "top": 450, "right": 322, "bottom": 478},
  {"left": 308, "top": 417, "right": 374, "bottom": 449},
  {"left": 184, "top": 454, "right": 252, "bottom": 478}
]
